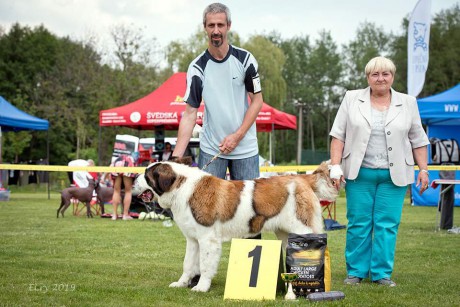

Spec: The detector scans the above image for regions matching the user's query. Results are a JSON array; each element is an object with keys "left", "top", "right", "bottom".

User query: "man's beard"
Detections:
[{"left": 211, "top": 34, "right": 223, "bottom": 47}]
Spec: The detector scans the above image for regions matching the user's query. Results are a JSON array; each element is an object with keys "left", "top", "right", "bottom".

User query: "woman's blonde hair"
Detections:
[{"left": 365, "top": 56, "right": 396, "bottom": 76}]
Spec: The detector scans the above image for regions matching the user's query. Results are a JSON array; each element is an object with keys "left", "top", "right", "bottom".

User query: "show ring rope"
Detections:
[{"left": 0, "top": 164, "right": 459, "bottom": 173}]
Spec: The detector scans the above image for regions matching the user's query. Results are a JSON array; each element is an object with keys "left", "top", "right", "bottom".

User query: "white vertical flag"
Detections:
[{"left": 407, "top": 0, "right": 431, "bottom": 97}]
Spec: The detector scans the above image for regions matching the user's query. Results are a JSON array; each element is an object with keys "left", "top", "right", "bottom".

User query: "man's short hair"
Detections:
[{"left": 203, "top": 2, "right": 231, "bottom": 26}]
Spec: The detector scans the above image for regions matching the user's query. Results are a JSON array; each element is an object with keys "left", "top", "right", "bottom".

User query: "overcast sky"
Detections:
[{"left": 0, "top": 0, "right": 458, "bottom": 53}]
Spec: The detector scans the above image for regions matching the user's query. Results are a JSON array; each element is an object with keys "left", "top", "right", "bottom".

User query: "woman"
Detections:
[
  {"left": 110, "top": 154, "right": 136, "bottom": 220},
  {"left": 160, "top": 142, "right": 173, "bottom": 161},
  {"left": 329, "top": 56, "right": 429, "bottom": 287}
]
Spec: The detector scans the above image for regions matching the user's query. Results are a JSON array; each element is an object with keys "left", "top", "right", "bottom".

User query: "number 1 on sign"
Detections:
[
  {"left": 224, "top": 239, "right": 281, "bottom": 301},
  {"left": 248, "top": 245, "right": 262, "bottom": 287}
]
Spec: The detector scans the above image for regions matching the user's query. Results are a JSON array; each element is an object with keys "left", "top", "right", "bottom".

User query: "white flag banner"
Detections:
[{"left": 407, "top": 0, "right": 432, "bottom": 97}]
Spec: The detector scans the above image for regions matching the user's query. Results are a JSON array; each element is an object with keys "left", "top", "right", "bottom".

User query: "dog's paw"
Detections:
[
  {"left": 191, "top": 279, "right": 211, "bottom": 292},
  {"left": 191, "top": 284, "right": 210, "bottom": 292},
  {"left": 169, "top": 281, "right": 187, "bottom": 288}
]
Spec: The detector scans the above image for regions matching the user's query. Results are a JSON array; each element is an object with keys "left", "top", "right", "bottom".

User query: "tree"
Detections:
[
  {"left": 0, "top": 23, "right": 59, "bottom": 102},
  {"left": 243, "top": 35, "right": 287, "bottom": 160},
  {"left": 278, "top": 35, "right": 311, "bottom": 162},
  {"left": 1, "top": 9, "right": 458, "bottom": 168},
  {"left": 307, "top": 31, "right": 343, "bottom": 152},
  {"left": 1, "top": 95, "right": 33, "bottom": 163},
  {"left": 165, "top": 26, "right": 208, "bottom": 72},
  {"left": 0, "top": 24, "right": 60, "bottom": 163},
  {"left": 422, "top": 4, "right": 460, "bottom": 95},
  {"left": 388, "top": 18, "right": 409, "bottom": 93},
  {"left": 279, "top": 31, "right": 342, "bottom": 157},
  {"left": 243, "top": 35, "right": 286, "bottom": 110},
  {"left": 108, "top": 24, "right": 161, "bottom": 104},
  {"left": 165, "top": 25, "right": 243, "bottom": 73},
  {"left": 342, "top": 22, "right": 392, "bottom": 90},
  {"left": 2, "top": 131, "right": 32, "bottom": 163}
]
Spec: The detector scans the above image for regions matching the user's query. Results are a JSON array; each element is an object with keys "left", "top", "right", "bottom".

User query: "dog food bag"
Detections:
[{"left": 286, "top": 233, "right": 331, "bottom": 296}]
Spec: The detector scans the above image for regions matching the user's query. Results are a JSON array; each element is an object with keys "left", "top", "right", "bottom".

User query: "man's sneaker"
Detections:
[
  {"left": 344, "top": 276, "right": 362, "bottom": 285},
  {"left": 373, "top": 278, "right": 396, "bottom": 287}
]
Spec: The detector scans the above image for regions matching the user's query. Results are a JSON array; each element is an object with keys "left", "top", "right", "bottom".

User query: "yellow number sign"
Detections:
[{"left": 224, "top": 238, "right": 282, "bottom": 301}]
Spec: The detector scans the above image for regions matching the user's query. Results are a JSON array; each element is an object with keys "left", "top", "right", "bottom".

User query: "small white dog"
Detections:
[{"left": 134, "top": 158, "right": 337, "bottom": 292}]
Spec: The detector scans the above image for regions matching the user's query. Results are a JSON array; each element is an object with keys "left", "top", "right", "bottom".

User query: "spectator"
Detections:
[
  {"left": 160, "top": 142, "right": 173, "bottom": 161},
  {"left": 110, "top": 155, "right": 136, "bottom": 221},
  {"left": 68, "top": 159, "right": 95, "bottom": 187}
]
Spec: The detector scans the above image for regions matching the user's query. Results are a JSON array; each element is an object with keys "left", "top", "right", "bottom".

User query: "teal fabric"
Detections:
[{"left": 345, "top": 168, "right": 408, "bottom": 281}]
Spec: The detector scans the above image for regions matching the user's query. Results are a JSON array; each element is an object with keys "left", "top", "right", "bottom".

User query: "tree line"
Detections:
[{"left": 0, "top": 5, "right": 458, "bottom": 166}]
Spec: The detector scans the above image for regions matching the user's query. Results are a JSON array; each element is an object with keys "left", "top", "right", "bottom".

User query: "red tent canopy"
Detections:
[
  {"left": 99, "top": 72, "right": 296, "bottom": 132},
  {"left": 256, "top": 102, "right": 297, "bottom": 132}
]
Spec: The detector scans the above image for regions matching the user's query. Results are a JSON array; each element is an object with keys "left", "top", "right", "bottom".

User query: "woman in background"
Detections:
[{"left": 110, "top": 154, "right": 136, "bottom": 220}]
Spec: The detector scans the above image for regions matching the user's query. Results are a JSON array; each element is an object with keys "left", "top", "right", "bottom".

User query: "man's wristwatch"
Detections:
[{"left": 420, "top": 169, "right": 429, "bottom": 175}]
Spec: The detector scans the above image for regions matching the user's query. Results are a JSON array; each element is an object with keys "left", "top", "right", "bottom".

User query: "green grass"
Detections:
[{"left": 0, "top": 188, "right": 459, "bottom": 306}]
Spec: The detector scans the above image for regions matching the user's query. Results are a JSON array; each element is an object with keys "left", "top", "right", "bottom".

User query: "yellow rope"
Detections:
[{"left": 0, "top": 164, "right": 458, "bottom": 173}]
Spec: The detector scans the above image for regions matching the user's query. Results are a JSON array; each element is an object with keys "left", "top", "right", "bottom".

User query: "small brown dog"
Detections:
[{"left": 57, "top": 179, "right": 96, "bottom": 218}]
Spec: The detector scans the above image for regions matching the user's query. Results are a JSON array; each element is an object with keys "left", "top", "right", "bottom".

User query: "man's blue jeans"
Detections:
[{"left": 198, "top": 151, "right": 260, "bottom": 180}]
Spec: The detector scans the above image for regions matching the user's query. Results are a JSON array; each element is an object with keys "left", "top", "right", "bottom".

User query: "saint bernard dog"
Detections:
[{"left": 133, "top": 157, "right": 338, "bottom": 292}]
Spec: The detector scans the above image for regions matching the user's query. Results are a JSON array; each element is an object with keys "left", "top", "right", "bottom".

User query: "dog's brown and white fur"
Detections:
[{"left": 134, "top": 159, "right": 337, "bottom": 292}]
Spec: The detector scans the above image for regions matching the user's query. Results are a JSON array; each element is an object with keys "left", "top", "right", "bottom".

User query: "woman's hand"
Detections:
[
  {"left": 329, "top": 164, "right": 345, "bottom": 190},
  {"left": 417, "top": 170, "right": 430, "bottom": 195}
]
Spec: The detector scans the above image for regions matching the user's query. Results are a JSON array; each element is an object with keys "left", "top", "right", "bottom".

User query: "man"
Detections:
[
  {"left": 172, "top": 2, "right": 264, "bottom": 288},
  {"left": 173, "top": 2, "right": 263, "bottom": 181}
]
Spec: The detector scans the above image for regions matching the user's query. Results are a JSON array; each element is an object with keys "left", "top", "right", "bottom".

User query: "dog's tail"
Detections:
[{"left": 312, "top": 162, "right": 338, "bottom": 202}]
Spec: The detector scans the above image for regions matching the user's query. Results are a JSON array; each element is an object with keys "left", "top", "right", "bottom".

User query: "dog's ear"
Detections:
[
  {"left": 170, "top": 156, "right": 193, "bottom": 166},
  {"left": 313, "top": 161, "right": 329, "bottom": 176},
  {"left": 146, "top": 163, "right": 177, "bottom": 196}
]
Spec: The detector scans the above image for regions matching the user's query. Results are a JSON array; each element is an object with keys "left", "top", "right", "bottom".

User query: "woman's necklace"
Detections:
[{"left": 371, "top": 94, "right": 391, "bottom": 111}]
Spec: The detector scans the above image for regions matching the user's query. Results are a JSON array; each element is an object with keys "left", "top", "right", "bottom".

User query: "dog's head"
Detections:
[
  {"left": 312, "top": 160, "right": 339, "bottom": 201},
  {"left": 133, "top": 172, "right": 156, "bottom": 203},
  {"left": 88, "top": 178, "right": 96, "bottom": 189},
  {"left": 133, "top": 156, "right": 193, "bottom": 203},
  {"left": 94, "top": 178, "right": 101, "bottom": 190}
]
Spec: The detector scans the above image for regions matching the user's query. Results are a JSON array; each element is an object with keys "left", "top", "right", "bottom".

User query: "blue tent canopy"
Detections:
[
  {"left": 413, "top": 84, "right": 460, "bottom": 207},
  {"left": 0, "top": 96, "right": 49, "bottom": 131},
  {"left": 0, "top": 96, "right": 50, "bottom": 191},
  {"left": 417, "top": 83, "right": 460, "bottom": 126}
]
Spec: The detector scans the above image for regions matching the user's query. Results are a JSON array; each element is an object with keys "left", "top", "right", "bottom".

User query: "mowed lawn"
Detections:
[{"left": 0, "top": 187, "right": 459, "bottom": 307}]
